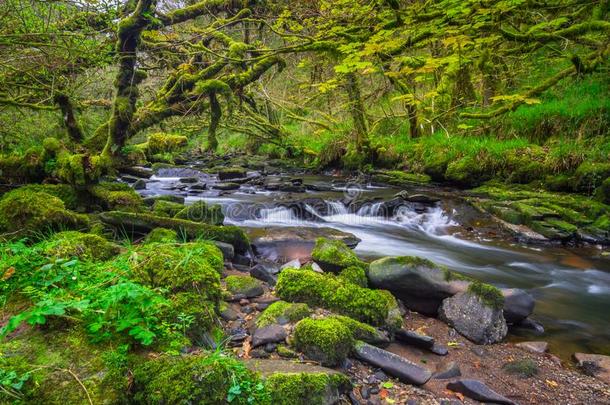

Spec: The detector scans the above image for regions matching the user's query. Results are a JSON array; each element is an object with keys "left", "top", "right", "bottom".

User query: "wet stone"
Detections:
[
  {"left": 446, "top": 379, "right": 515, "bottom": 405},
  {"left": 251, "top": 324, "right": 287, "bottom": 348}
]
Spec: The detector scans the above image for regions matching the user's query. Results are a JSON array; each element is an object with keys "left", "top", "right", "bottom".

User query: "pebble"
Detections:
[
  {"left": 360, "top": 386, "right": 371, "bottom": 399},
  {"left": 264, "top": 343, "right": 277, "bottom": 353},
  {"left": 239, "top": 298, "right": 250, "bottom": 306}
]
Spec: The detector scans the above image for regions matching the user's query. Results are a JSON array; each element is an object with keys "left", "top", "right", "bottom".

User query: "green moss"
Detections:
[
  {"left": 129, "top": 242, "right": 222, "bottom": 301},
  {"left": 467, "top": 281, "right": 504, "bottom": 310},
  {"left": 0, "top": 327, "right": 127, "bottom": 404},
  {"left": 146, "top": 133, "right": 188, "bottom": 155},
  {"left": 503, "top": 359, "right": 539, "bottom": 378},
  {"left": 0, "top": 188, "right": 89, "bottom": 240},
  {"left": 574, "top": 161, "right": 610, "bottom": 193},
  {"left": 256, "top": 301, "right": 311, "bottom": 328},
  {"left": 152, "top": 199, "right": 184, "bottom": 217},
  {"left": 174, "top": 200, "right": 224, "bottom": 225},
  {"left": 266, "top": 371, "right": 351, "bottom": 405},
  {"left": 445, "top": 155, "right": 491, "bottom": 188},
  {"left": 43, "top": 231, "right": 120, "bottom": 261},
  {"left": 544, "top": 174, "right": 575, "bottom": 192},
  {"left": 18, "top": 184, "right": 82, "bottom": 210},
  {"left": 144, "top": 227, "right": 178, "bottom": 243},
  {"left": 372, "top": 170, "right": 431, "bottom": 186},
  {"left": 293, "top": 317, "right": 354, "bottom": 366},
  {"left": 131, "top": 354, "right": 270, "bottom": 404},
  {"left": 595, "top": 178, "right": 610, "bottom": 204},
  {"left": 163, "top": 292, "right": 217, "bottom": 343},
  {"left": 99, "top": 211, "right": 250, "bottom": 254},
  {"left": 276, "top": 268, "right": 400, "bottom": 328},
  {"left": 276, "top": 345, "right": 298, "bottom": 358},
  {"left": 338, "top": 265, "right": 368, "bottom": 287},
  {"left": 88, "top": 182, "right": 144, "bottom": 212},
  {"left": 328, "top": 314, "right": 382, "bottom": 343},
  {"left": 225, "top": 275, "right": 263, "bottom": 297},
  {"left": 0, "top": 152, "right": 46, "bottom": 184},
  {"left": 42, "top": 137, "right": 62, "bottom": 154},
  {"left": 311, "top": 237, "right": 366, "bottom": 272}
]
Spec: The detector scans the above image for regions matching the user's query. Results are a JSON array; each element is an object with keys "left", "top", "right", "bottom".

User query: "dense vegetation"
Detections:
[{"left": 0, "top": 0, "right": 608, "bottom": 403}]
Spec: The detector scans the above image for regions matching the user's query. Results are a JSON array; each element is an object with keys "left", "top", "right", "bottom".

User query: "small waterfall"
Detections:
[
  {"left": 259, "top": 207, "right": 297, "bottom": 223},
  {"left": 356, "top": 202, "right": 383, "bottom": 216},
  {"left": 327, "top": 201, "right": 348, "bottom": 215}
]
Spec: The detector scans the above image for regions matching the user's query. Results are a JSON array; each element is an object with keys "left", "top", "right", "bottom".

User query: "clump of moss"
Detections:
[
  {"left": 162, "top": 292, "right": 217, "bottom": 344},
  {"left": 328, "top": 315, "right": 384, "bottom": 343},
  {"left": 88, "top": 182, "right": 143, "bottom": 212},
  {"left": 0, "top": 188, "right": 89, "bottom": 239},
  {"left": 276, "top": 268, "right": 400, "bottom": 328},
  {"left": 293, "top": 317, "right": 354, "bottom": 366},
  {"left": 129, "top": 242, "right": 222, "bottom": 301},
  {"left": 276, "top": 345, "right": 298, "bottom": 358},
  {"left": 17, "top": 183, "right": 82, "bottom": 210},
  {"left": 467, "top": 281, "right": 504, "bottom": 310},
  {"left": 42, "top": 137, "right": 62, "bottom": 154},
  {"left": 311, "top": 238, "right": 366, "bottom": 273},
  {"left": 445, "top": 155, "right": 492, "bottom": 188},
  {"left": 503, "top": 359, "right": 539, "bottom": 378},
  {"left": 131, "top": 354, "right": 270, "bottom": 404},
  {"left": 152, "top": 200, "right": 184, "bottom": 217},
  {"left": 144, "top": 227, "right": 178, "bottom": 243},
  {"left": 225, "top": 275, "right": 264, "bottom": 298},
  {"left": 595, "top": 177, "right": 610, "bottom": 204},
  {"left": 174, "top": 201, "right": 224, "bottom": 225},
  {"left": 372, "top": 170, "right": 431, "bottom": 186},
  {"left": 574, "top": 161, "right": 610, "bottom": 193},
  {"left": 43, "top": 231, "right": 120, "bottom": 261},
  {"left": 146, "top": 133, "right": 188, "bottom": 155},
  {"left": 217, "top": 167, "right": 247, "bottom": 180},
  {"left": 256, "top": 301, "right": 311, "bottom": 328},
  {"left": 338, "top": 265, "right": 368, "bottom": 287},
  {"left": 266, "top": 371, "right": 351, "bottom": 405},
  {"left": 0, "top": 148, "right": 46, "bottom": 184}
]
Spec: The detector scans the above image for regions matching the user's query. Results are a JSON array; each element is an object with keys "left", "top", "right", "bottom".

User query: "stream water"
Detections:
[{"left": 138, "top": 169, "right": 610, "bottom": 359}]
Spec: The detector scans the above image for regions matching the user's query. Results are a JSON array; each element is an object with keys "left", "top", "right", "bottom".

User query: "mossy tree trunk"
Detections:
[
  {"left": 54, "top": 93, "right": 84, "bottom": 142},
  {"left": 206, "top": 92, "right": 221, "bottom": 151},
  {"left": 344, "top": 72, "right": 370, "bottom": 152}
]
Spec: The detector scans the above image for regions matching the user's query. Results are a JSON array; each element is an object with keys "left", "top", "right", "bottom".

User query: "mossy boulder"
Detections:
[
  {"left": 311, "top": 237, "right": 366, "bottom": 273},
  {"left": 0, "top": 328, "right": 127, "bottom": 404},
  {"left": 338, "top": 265, "right": 368, "bottom": 287},
  {"left": 276, "top": 268, "right": 401, "bottom": 328},
  {"left": 595, "top": 178, "right": 610, "bottom": 204},
  {"left": 152, "top": 199, "right": 184, "bottom": 217},
  {"left": 293, "top": 317, "right": 354, "bottom": 366},
  {"left": 372, "top": 170, "right": 431, "bottom": 186},
  {"left": 144, "top": 227, "right": 179, "bottom": 243},
  {"left": 0, "top": 148, "right": 46, "bottom": 184},
  {"left": 17, "top": 183, "right": 82, "bottom": 210},
  {"left": 43, "top": 231, "right": 120, "bottom": 261},
  {"left": 146, "top": 132, "right": 188, "bottom": 155},
  {"left": 163, "top": 292, "right": 218, "bottom": 344},
  {"left": 544, "top": 174, "right": 575, "bottom": 192},
  {"left": 218, "top": 167, "right": 247, "bottom": 180},
  {"left": 256, "top": 301, "right": 312, "bottom": 328},
  {"left": 131, "top": 354, "right": 269, "bottom": 404},
  {"left": 174, "top": 200, "right": 224, "bottom": 225},
  {"left": 98, "top": 211, "right": 250, "bottom": 254},
  {"left": 574, "top": 161, "right": 610, "bottom": 193},
  {"left": 129, "top": 242, "right": 222, "bottom": 301},
  {"left": 0, "top": 188, "right": 89, "bottom": 240},
  {"left": 225, "top": 275, "right": 264, "bottom": 298},
  {"left": 445, "top": 155, "right": 491, "bottom": 188},
  {"left": 88, "top": 182, "right": 144, "bottom": 212}
]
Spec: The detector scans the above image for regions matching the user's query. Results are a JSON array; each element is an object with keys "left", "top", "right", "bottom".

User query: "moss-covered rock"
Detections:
[
  {"left": 217, "top": 166, "right": 247, "bottom": 180},
  {"left": 17, "top": 183, "right": 82, "bottom": 210},
  {"left": 328, "top": 314, "right": 387, "bottom": 344},
  {"left": 293, "top": 317, "right": 354, "bottom": 366},
  {"left": 225, "top": 275, "right": 264, "bottom": 298},
  {"left": 129, "top": 242, "right": 222, "bottom": 301},
  {"left": 0, "top": 188, "right": 89, "bottom": 239},
  {"left": 467, "top": 281, "right": 505, "bottom": 310},
  {"left": 43, "top": 231, "right": 120, "bottom": 261},
  {"left": 174, "top": 200, "right": 224, "bottom": 225},
  {"left": 595, "top": 178, "right": 610, "bottom": 204},
  {"left": 0, "top": 327, "right": 127, "bottom": 404},
  {"left": 372, "top": 170, "right": 431, "bottom": 186},
  {"left": 338, "top": 265, "right": 368, "bottom": 287},
  {"left": 0, "top": 148, "right": 46, "bottom": 184},
  {"left": 445, "top": 155, "right": 491, "bottom": 188},
  {"left": 311, "top": 237, "right": 366, "bottom": 273},
  {"left": 152, "top": 199, "right": 184, "bottom": 217},
  {"left": 163, "top": 292, "right": 218, "bottom": 344},
  {"left": 144, "top": 227, "right": 179, "bottom": 243},
  {"left": 88, "top": 182, "right": 144, "bottom": 212},
  {"left": 574, "top": 161, "right": 610, "bottom": 193},
  {"left": 276, "top": 268, "right": 401, "bottom": 328},
  {"left": 131, "top": 354, "right": 269, "bottom": 404},
  {"left": 99, "top": 211, "right": 250, "bottom": 254},
  {"left": 544, "top": 174, "right": 575, "bottom": 192},
  {"left": 265, "top": 369, "right": 351, "bottom": 405},
  {"left": 256, "top": 301, "right": 312, "bottom": 328},
  {"left": 146, "top": 132, "right": 188, "bottom": 155}
]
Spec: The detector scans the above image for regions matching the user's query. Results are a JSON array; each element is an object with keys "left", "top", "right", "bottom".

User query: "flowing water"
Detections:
[{"left": 140, "top": 170, "right": 610, "bottom": 359}]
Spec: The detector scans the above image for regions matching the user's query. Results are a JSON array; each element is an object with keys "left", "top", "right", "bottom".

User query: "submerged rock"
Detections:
[
  {"left": 446, "top": 379, "right": 515, "bottom": 405},
  {"left": 438, "top": 291, "right": 507, "bottom": 345},
  {"left": 353, "top": 341, "right": 432, "bottom": 385}
]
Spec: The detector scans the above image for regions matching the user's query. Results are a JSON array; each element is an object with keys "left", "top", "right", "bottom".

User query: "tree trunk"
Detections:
[
  {"left": 207, "top": 92, "right": 221, "bottom": 151},
  {"left": 54, "top": 93, "right": 83, "bottom": 142},
  {"left": 344, "top": 72, "right": 369, "bottom": 152}
]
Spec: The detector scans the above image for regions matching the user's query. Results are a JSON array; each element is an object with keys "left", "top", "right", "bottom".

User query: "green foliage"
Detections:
[
  {"left": 276, "top": 268, "right": 400, "bottom": 328},
  {"left": 146, "top": 133, "right": 188, "bottom": 155},
  {"left": 131, "top": 353, "right": 270, "bottom": 404},
  {"left": 144, "top": 227, "right": 179, "bottom": 243},
  {"left": 293, "top": 317, "right": 354, "bottom": 366},
  {"left": 256, "top": 301, "right": 311, "bottom": 328}
]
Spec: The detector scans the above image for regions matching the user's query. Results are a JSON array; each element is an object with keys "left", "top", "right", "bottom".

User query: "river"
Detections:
[{"left": 138, "top": 169, "right": 610, "bottom": 360}]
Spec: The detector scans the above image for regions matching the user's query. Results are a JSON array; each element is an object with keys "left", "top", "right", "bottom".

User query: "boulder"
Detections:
[
  {"left": 211, "top": 182, "right": 240, "bottom": 191},
  {"left": 244, "top": 359, "right": 351, "bottom": 405},
  {"left": 311, "top": 237, "right": 366, "bottom": 273},
  {"left": 438, "top": 291, "right": 507, "bottom": 345},
  {"left": 293, "top": 318, "right": 353, "bottom": 366},
  {"left": 251, "top": 324, "right": 288, "bottom": 348},
  {"left": 432, "top": 361, "right": 461, "bottom": 379},
  {"left": 250, "top": 261, "right": 280, "bottom": 285},
  {"left": 502, "top": 288, "right": 535, "bottom": 324},
  {"left": 353, "top": 341, "right": 432, "bottom": 385},
  {"left": 368, "top": 256, "right": 468, "bottom": 315},
  {"left": 446, "top": 380, "right": 515, "bottom": 405},
  {"left": 225, "top": 275, "right": 264, "bottom": 298},
  {"left": 218, "top": 167, "right": 247, "bottom": 180}
]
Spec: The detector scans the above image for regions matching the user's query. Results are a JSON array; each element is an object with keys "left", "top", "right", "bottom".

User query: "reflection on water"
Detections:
[{"left": 141, "top": 172, "right": 610, "bottom": 359}]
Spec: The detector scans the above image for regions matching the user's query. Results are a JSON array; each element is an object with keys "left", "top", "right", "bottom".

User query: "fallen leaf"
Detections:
[
  {"left": 1, "top": 266, "right": 15, "bottom": 281},
  {"left": 545, "top": 379, "right": 558, "bottom": 388},
  {"left": 243, "top": 339, "right": 251, "bottom": 358},
  {"left": 379, "top": 389, "right": 388, "bottom": 399},
  {"left": 382, "top": 381, "right": 394, "bottom": 389}
]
